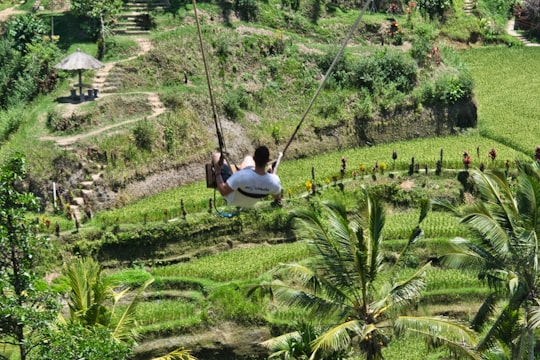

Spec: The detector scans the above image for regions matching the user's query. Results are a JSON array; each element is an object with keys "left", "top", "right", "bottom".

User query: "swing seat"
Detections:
[{"left": 205, "top": 163, "right": 217, "bottom": 188}]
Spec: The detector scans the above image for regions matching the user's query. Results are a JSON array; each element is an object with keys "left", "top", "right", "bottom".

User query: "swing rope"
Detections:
[
  {"left": 193, "top": 0, "right": 239, "bottom": 217},
  {"left": 193, "top": 0, "right": 373, "bottom": 214},
  {"left": 192, "top": 0, "right": 228, "bottom": 160},
  {"left": 276, "top": 0, "right": 373, "bottom": 172}
]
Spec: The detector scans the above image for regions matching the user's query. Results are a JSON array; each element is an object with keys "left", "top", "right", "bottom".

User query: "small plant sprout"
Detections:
[{"left": 488, "top": 148, "right": 497, "bottom": 162}]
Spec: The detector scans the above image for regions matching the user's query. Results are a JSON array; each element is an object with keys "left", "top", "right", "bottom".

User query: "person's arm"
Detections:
[{"left": 216, "top": 172, "right": 234, "bottom": 196}]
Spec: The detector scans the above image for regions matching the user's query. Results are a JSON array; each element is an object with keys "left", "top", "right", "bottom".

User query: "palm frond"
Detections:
[
  {"left": 388, "top": 262, "right": 429, "bottom": 308},
  {"left": 151, "top": 347, "right": 198, "bottom": 360},
  {"left": 293, "top": 202, "right": 367, "bottom": 306},
  {"left": 111, "top": 277, "right": 154, "bottom": 342},
  {"left": 417, "top": 197, "right": 431, "bottom": 225},
  {"left": 526, "top": 304, "right": 540, "bottom": 329},
  {"left": 515, "top": 172, "right": 540, "bottom": 230},
  {"left": 470, "top": 292, "right": 499, "bottom": 332},
  {"left": 260, "top": 330, "right": 302, "bottom": 350},
  {"left": 463, "top": 210, "right": 513, "bottom": 256},
  {"left": 293, "top": 205, "right": 357, "bottom": 292},
  {"left": 476, "top": 304, "right": 521, "bottom": 353},
  {"left": 277, "top": 263, "right": 351, "bottom": 308},
  {"left": 395, "top": 316, "right": 481, "bottom": 360},
  {"left": 271, "top": 281, "right": 348, "bottom": 319},
  {"left": 310, "top": 319, "right": 368, "bottom": 360}
]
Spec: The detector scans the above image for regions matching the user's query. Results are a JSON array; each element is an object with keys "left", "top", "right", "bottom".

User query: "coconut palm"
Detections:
[
  {"left": 63, "top": 257, "right": 153, "bottom": 342},
  {"left": 437, "top": 163, "right": 540, "bottom": 359},
  {"left": 255, "top": 187, "right": 479, "bottom": 360}
]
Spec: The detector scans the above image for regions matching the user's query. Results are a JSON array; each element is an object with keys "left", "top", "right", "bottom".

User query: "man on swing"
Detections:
[{"left": 212, "top": 145, "right": 282, "bottom": 208}]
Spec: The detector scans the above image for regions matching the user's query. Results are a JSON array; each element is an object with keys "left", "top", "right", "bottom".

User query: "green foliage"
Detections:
[
  {"left": 70, "top": 0, "right": 124, "bottom": 19},
  {"left": 350, "top": 48, "right": 418, "bottom": 93},
  {"left": 422, "top": 69, "right": 474, "bottom": 105},
  {"left": 410, "top": 22, "right": 439, "bottom": 65},
  {"left": 37, "top": 324, "right": 132, "bottom": 360},
  {"left": 0, "top": 105, "right": 25, "bottom": 142},
  {"left": 132, "top": 119, "right": 156, "bottom": 151},
  {"left": 438, "top": 164, "right": 540, "bottom": 357},
  {"left": 0, "top": 154, "right": 60, "bottom": 360},
  {"left": 235, "top": 0, "right": 259, "bottom": 21},
  {"left": 61, "top": 257, "right": 154, "bottom": 343},
  {"left": 5, "top": 14, "right": 48, "bottom": 53},
  {"left": 0, "top": 18, "right": 59, "bottom": 111},
  {"left": 222, "top": 85, "right": 250, "bottom": 120},
  {"left": 484, "top": 0, "right": 514, "bottom": 16},
  {"left": 209, "top": 284, "right": 264, "bottom": 324},
  {"left": 46, "top": 110, "right": 93, "bottom": 133},
  {"left": 416, "top": 0, "right": 453, "bottom": 19}
]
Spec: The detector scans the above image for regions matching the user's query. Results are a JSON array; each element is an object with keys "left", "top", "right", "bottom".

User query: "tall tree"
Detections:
[
  {"left": 0, "top": 154, "right": 58, "bottom": 360},
  {"left": 438, "top": 163, "right": 540, "bottom": 359},
  {"left": 253, "top": 188, "right": 479, "bottom": 360},
  {"left": 69, "top": 0, "right": 124, "bottom": 56}
]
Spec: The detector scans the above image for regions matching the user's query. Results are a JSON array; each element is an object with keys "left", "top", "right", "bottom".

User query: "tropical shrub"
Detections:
[
  {"left": 416, "top": 0, "right": 453, "bottom": 19},
  {"left": 350, "top": 49, "right": 417, "bottom": 93},
  {"left": 132, "top": 119, "right": 156, "bottom": 151},
  {"left": 4, "top": 14, "right": 48, "bottom": 53},
  {"left": 37, "top": 324, "right": 132, "bottom": 360},
  {"left": 422, "top": 69, "right": 474, "bottom": 105}
]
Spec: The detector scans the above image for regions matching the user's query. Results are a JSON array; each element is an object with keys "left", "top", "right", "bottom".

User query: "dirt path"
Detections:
[{"left": 0, "top": 6, "right": 25, "bottom": 22}]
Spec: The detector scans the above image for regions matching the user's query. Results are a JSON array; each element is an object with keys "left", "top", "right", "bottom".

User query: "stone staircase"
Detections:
[
  {"left": 463, "top": 0, "right": 475, "bottom": 15},
  {"left": 115, "top": 0, "right": 170, "bottom": 34}
]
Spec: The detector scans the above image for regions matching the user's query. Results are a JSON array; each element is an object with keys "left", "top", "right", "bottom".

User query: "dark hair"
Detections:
[{"left": 253, "top": 146, "right": 270, "bottom": 167}]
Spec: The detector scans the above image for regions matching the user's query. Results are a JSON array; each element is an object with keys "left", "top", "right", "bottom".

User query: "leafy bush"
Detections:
[
  {"left": 132, "top": 119, "right": 156, "bottom": 151},
  {"left": 350, "top": 56, "right": 383, "bottom": 92},
  {"left": 38, "top": 324, "right": 131, "bottom": 360},
  {"left": 0, "top": 106, "right": 24, "bottom": 141},
  {"left": 46, "top": 110, "right": 93, "bottom": 133},
  {"left": 5, "top": 14, "right": 48, "bottom": 53},
  {"left": 316, "top": 47, "right": 351, "bottom": 87},
  {"left": 235, "top": 0, "right": 259, "bottom": 21},
  {"left": 416, "top": 0, "right": 453, "bottom": 19},
  {"left": 350, "top": 49, "right": 417, "bottom": 93},
  {"left": 222, "top": 85, "right": 250, "bottom": 120},
  {"left": 422, "top": 69, "right": 474, "bottom": 105}
]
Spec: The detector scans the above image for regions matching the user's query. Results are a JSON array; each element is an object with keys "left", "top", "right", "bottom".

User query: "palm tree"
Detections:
[
  {"left": 63, "top": 257, "right": 153, "bottom": 342},
  {"left": 254, "top": 187, "right": 479, "bottom": 360},
  {"left": 437, "top": 163, "right": 540, "bottom": 360}
]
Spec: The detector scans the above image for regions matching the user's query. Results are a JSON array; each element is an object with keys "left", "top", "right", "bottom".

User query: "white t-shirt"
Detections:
[{"left": 224, "top": 168, "right": 281, "bottom": 208}]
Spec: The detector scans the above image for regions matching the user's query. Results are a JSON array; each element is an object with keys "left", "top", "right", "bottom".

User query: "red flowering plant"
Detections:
[
  {"left": 535, "top": 146, "right": 540, "bottom": 162},
  {"left": 463, "top": 151, "right": 472, "bottom": 169},
  {"left": 488, "top": 148, "right": 497, "bottom": 162}
]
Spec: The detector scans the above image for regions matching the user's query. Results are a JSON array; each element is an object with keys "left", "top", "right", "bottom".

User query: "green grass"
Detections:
[
  {"left": 150, "top": 242, "right": 311, "bottom": 282},
  {"left": 459, "top": 47, "right": 540, "bottom": 156},
  {"left": 135, "top": 300, "right": 200, "bottom": 327}
]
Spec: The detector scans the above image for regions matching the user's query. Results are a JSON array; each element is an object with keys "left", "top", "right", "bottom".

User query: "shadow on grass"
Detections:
[{"left": 47, "top": 12, "right": 94, "bottom": 51}]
